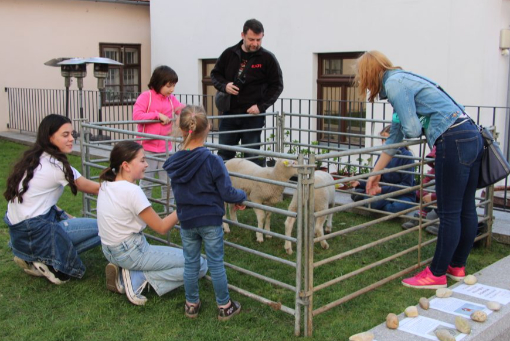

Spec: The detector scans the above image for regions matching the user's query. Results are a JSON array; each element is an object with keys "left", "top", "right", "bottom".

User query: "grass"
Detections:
[{"left": 1, "top": 139, "right": 509, "bottom": 341}]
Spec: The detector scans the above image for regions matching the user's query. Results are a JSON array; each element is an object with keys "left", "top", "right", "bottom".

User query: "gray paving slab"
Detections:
[{"left": 367, "top": 256, "right": 510, "bottom": 341}]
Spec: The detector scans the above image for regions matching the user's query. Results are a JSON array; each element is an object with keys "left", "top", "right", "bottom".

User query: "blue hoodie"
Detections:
[{"left": 163, "top": 147, "right": 246, "bottom": 229}]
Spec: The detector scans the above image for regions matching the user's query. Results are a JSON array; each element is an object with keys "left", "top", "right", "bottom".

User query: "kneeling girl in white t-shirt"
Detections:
[{"left": 97, "top": 140, "right": 207, "bottom": 306}]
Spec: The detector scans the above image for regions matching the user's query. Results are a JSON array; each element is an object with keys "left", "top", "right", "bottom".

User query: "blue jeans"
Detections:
[
  {"left": 102, "top": 233, "right": 207, "bottom": 296},
  {"left": 59, "top": 213, "right": 100, "bottom": 254},
  {"left": 6, "top": 206, "right": 99, "bottom": 278},
  {"left": 368, "top": 195, "right": 415, "bottom": 213},
  {"left": 218, "top": 114, "right": 265, "bottom": 167},
  {"left": 430, "top": 119, "right": 483, "bottom": 276},
  {"left": 180, "top": 226, "right": 229, "bottom": 305}
]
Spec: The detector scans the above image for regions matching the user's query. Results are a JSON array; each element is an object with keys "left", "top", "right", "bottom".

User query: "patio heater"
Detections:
[
  {"left": 46, "top": 57, "right": 123, "bottom": 140},
  {"left": 85, "top": 57, "right": 123, "bottom": 141},
  {"left": 57, "top": 58, "right": 87, "bottom": 121},
  {"left": 44, "top": 57, "right": 74, "bottom": 118}
]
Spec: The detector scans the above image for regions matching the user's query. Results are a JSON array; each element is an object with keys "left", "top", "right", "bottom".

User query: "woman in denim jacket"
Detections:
[
  {"left": 355, "top": 51, "right": 483, "bottom": 289},
  {"left": 4, "top": 114, "right": 100, "bottom": 284}
]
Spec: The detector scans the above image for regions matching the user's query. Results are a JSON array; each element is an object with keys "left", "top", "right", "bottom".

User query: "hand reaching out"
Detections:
[
  {"left": 349, "top": 181, "right": 360, "bottom": 188},
  {"left": 366, "top": 175, "right": 382, "bottom": 196},
  {"left": 233, "top": 203, "right": 246, "bottom": 212},
  {"left": 158, "top": 113, "right": 171, "bottom": 125}
]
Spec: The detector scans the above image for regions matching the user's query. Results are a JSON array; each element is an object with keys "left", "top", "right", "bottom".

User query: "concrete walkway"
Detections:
[{"left": 368, "top": 255, "right": 510, "bottom": 341}]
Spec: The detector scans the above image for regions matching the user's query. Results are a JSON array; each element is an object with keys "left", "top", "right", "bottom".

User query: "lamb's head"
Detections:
[{"left": 272, "top": 158, "right": 298, "bottom": 180}]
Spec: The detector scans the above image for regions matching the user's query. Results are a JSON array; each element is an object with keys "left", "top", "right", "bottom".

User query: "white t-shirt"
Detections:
[
  {"left": 7, "top": 152, "right": 82, "bottom": 225},
  {"left": 97, "top": 180, "right": 151, "bottom": 246}
]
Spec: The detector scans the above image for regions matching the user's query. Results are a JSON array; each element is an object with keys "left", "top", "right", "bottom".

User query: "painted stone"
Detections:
[
  {"left": 435, "top": 329, "right": 456, "bottom": 341},
  {"left": 419, "top": 297, "right": 430, "bottom": 310},
  {"left": 386, "top": 313, "right": 398, "bottom": 329},
  {"left": 436, "top": 288, "right": 453, "bottom": 298},
  {"left": 455, "top": 316, "right": 471, "bottom": 334},
  {"left": 486, "top": 301, "right": 501, "bottom": 311},
  {"left": 464, "top": 275, "right": 477, "bottom": 285},
  {"left": 404, "top": 306, "right": 419, "bottom": 317},
  {"left": 471, "top": 310, "right": 488, "bottom": 322}
]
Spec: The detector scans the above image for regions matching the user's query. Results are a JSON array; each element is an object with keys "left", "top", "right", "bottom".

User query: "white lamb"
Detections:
[
  {"left": 284, "top": 170, "right": 335, "bottom": 255},
  {"left": 224, "top": 158, "right": 298, "bottom": 243}
]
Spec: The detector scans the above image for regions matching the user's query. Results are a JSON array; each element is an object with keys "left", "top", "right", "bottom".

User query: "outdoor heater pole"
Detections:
[{"left": 65, "top": 86, "right": 70, "bottom": 118}]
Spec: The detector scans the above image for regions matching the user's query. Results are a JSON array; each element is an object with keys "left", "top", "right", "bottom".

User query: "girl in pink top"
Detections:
[{"left": 133, "top": 66, "right": 184, "bottom": 205}]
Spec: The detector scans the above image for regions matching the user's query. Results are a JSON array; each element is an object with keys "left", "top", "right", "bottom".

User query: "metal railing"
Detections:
[{"left": 4, "top": 86, "right": 509, "bottom": 210}]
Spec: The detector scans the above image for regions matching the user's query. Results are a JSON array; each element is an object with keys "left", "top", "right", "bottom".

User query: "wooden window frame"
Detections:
[
  {"left": 317, "top": 52, "right": 365, "bottom": 144},
  {"left": 99, "top": 43, "right": 142, "bottom": 106}
]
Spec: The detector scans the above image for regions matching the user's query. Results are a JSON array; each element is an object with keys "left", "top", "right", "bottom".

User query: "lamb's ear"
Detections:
[{"left": 283, "top": 160, "right": 290, "bottom": 167}]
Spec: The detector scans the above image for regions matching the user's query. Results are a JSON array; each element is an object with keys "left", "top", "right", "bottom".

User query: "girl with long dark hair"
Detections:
[{"left": 4, "top": 114, "right": 100, "bottom": 284}]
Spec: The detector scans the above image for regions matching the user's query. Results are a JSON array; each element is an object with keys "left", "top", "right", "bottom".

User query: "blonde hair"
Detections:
[
  {"left": 179, "top": 105, "right": 209, "bottom": 150},
  {"left": 354, "top": 51, "right": 401, "bottom": 102}
]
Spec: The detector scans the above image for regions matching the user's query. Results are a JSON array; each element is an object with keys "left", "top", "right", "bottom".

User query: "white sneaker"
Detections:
[
  {"left": 33, "top": 262, "right": 70, "bottom": 285},
  {"left": 105, "top": 263, "right": 125, "bottom": 294},
  {"left": 13, "top": 256, "right": 43, "bottom": 277},
  {"left": 122, "top": 268, "right": 148, "bottom": 306}
]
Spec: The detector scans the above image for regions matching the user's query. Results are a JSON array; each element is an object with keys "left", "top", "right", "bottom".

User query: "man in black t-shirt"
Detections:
[{"left": 211, "top": 18, "right": 284, "bottom": 167}]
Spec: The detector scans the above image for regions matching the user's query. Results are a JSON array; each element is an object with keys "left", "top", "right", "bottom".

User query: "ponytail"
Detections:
[
  {"left": 178, "top": 105, "right": 209, "bottom": 150},
  {"left": 99, "top": 167, "right": 116, "bottom": 183},
  {"left": 101, "top": 141, "right": 144, "bottom": 182}
]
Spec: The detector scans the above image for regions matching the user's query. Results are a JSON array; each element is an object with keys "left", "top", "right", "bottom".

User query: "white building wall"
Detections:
[
  {"left": 0, "top": 0, "right": 151, "bottom": 131},
  {"left": 150, "top": 0, "right": 510, "bottom": 158},
  {"left": 150, "top": 0, "right": 510, "bottom": 108}
]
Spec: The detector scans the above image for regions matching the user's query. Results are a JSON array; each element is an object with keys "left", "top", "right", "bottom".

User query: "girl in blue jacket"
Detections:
[
  {"left": 355, "top": 51, "right": 483, "bottom": 289},
  {"left": 164, "top": 105, "right": 247, "bottom": 320}
]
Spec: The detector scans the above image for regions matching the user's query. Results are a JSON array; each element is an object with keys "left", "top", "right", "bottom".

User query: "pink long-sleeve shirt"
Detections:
[{"left": 133, "top": 89, "right": 183, "bottom": 153}]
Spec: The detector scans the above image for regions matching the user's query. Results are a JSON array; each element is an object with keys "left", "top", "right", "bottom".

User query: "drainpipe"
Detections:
[
  {"left": 506, "top": 55, "right": 510, "bottom": 161},
  {"left": 501, "top": 29, "right": 510, "bottom": 160}
]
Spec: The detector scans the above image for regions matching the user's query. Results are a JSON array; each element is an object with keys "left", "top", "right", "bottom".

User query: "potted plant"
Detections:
[
  {"left": 357, "top": 156, "right": 373, "bottom": 175},
  {"left": 266, "top": 130, "right": 298, "bottom": 167}
]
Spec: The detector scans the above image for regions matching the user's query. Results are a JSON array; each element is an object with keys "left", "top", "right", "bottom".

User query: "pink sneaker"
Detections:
[
  {"left": 446, "top": 265, "right": 465, "bottom": 281},
  {"left": 402, "top": 267, "right": 447, "bottom": 289}
]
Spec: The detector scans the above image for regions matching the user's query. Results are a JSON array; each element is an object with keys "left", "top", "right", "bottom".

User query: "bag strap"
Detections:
[
  {"left": 142, "top": 90, "right": 152, "bottom": 134},
  {"left": 221, "top": 57, "right": 256, "bottom": 94},
  {"left": 146, "top": 90, "right": 152, "bottom": 113},
  {"left": 400, "top": 71, "right": 467, "bottom": 116},
  {"left": 239, "top": 57, "right": 256, "bottom": 80}
]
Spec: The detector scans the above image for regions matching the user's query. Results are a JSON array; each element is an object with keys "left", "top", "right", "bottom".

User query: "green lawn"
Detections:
[{"left": 1, "top": 139, "right": 509, "bottom": 341}]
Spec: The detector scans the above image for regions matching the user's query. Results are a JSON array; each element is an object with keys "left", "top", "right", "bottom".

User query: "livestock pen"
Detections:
[{"left": 77, "top": 111, "right": 494, "bottom": 337}]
